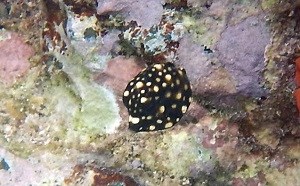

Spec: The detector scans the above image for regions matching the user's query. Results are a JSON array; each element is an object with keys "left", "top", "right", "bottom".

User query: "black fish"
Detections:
[{"left": 123, "top": 62, "right": 192, "bottom": 132}]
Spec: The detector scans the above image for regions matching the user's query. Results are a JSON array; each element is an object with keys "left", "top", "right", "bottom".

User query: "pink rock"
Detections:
[
  {"left": 94, "top": 56, "right": 145, "bottom": 96},
  {"left": 97, "top": 0, "right": 164, "bottom": 29},
  {"left": 176, "top": 35, "right": 213, "bottom": 83},
  {"left": 216, "top": 16, "right": 269, "bottom": 96},
  {"left": 94, "top": 56, "right": 145, "bottom": 126},
  {"left": 0, "top": 32, "right": 33, "bottom": 85}
]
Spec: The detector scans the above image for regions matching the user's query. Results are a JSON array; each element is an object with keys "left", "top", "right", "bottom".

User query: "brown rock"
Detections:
[
  {"left": 64, "top": 164, "right": 139, "bottom": 186},
  {"left": 193, "top": 68, "right": 236, "bottom": 95},
  {"left": 182, "top": 101, "right": 208, "bottom": 124}
]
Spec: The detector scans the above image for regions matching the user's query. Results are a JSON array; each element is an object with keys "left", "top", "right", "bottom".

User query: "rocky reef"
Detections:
[{"left": 0, "top": 0, "right": 300, "bottom": 185}]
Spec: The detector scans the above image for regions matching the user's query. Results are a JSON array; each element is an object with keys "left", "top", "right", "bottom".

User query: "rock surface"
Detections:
[
  {"left": 95, "top": 56, "right": 145, "bottom": 96},
  {"left": 0, "top": 31, "right": 33, "bottom": 85},
  {"left": 216, "top": 16, "right": 270, "bottom": 97},
  {"left": 65, "top": 164, "right": 139, "bottom": 186},
  {"left": 97, "top": 0, "right": 164, "bottom": 29},
  {"left": 1, "top": 0, "right": 300, "bottom": 185}
]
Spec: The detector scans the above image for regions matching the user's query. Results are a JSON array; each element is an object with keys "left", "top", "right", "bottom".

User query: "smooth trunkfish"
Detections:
[{"left": 123, "top": 62, "right": 192, "bottom": 132}]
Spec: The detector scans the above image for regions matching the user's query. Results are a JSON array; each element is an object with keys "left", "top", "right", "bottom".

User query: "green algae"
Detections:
[
  {"left": 72, "top": 85, "right": 120, "bottom": 134},
  {"left": 52, "top": 45, "right": 120, "bottom": 135},
  {"left": 265, "top": 165, "right": 300, "bottom": 185},
  {"left": 161, "top": 131, "right": 215, "bottom": 176},
  {"left": 0, "top": 24, "right": 121, "bottom": 157},
  {"left": 261, "top": 0, "right": 279, "bottom": 11},
  {"left": 235, "top": 159, "right": 269, "bottom": 180},
  {"left": 0, "top": 70, "right": 73, "bottom": 157},
  {"left": 182, "top": 14, "right": 218, "bottom": 46}
]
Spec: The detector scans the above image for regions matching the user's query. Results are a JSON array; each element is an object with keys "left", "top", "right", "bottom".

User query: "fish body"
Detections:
[{"left": 123, "top": 62, "right": 192, "bottom": 132}]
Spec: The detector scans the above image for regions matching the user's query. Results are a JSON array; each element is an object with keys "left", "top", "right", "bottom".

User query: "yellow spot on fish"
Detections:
[
  {"left": 129, "top": 115, "right": 140, "bottom": 124},
  {"left": 154, "top": 64, "right": 163, "bottom": 70},
  {"left": 157, "top": 119, "right": 163, "bottom": 124},
  {"left": 141, "top": 97, "right": 147, "bottom": 103},
  {"left": 123, "top": 91, "right": 129, "bottom": 97},
  {"left": 165, "top": 122, "right": 173, "bottom": 128},
  {"left": 181, "top": 105, "right": 187, "bottom": 113},
  {"left": 149, "top": 125, "right": 156, "bottom": 130},
  {"left": 165, "top": 92, "right": 171, "bottom": 98},
  {"left": 175, "top": 92, "right": 182, "bottom": 99},
  {"left": 136, "top": 81, "right": 144, "bottom": 88},
  {"left": 147, "top": 116, "right": 153, "bottom": 120},
  {"left": 165, "top": 74, "right": 172, "bottom": 81},
  {"left": 131, "top": 117, "right": 140, "bottom": 124},
  {"left": 159, "top": 106, "right": 165, "bottom": 113}
]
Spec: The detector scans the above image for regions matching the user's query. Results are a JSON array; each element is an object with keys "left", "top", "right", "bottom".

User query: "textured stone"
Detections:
[
  {"left": 0, "top": 31, "right": 33, "bottom": 85},
  {"left": 97, "top": 0, "right": 164, "bottom": 29},
  {"left": 64, "top": 164, "right": 139, "bottom": 186},
  {"left": 95, "top": 56, "right": 145, "bottom": 96},
  {"left": 177, "top": 35, "right": 214, "bottom": 83},
  {"left": 216, "top": 16, "right": 270, "bottom": 96}
]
